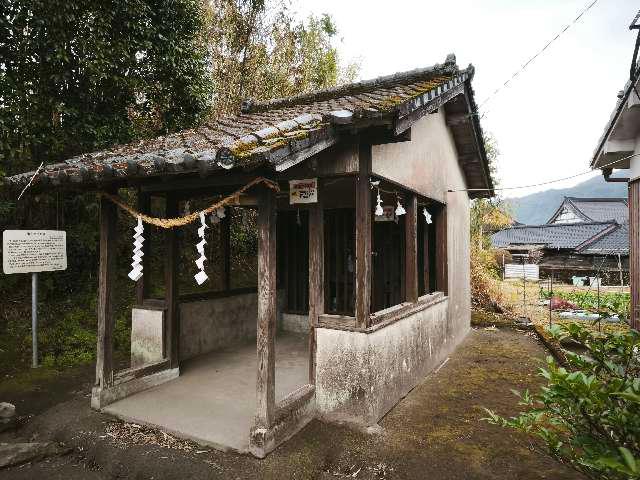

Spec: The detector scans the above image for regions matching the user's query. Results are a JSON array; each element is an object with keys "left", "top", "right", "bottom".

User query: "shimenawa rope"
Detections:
[{"left": 98, "top": 177, "right": 280, "bottom": 228}]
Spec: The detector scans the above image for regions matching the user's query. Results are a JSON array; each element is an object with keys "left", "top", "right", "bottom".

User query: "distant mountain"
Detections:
[{"left": 504, "top": 175, "right": 627, "bottom": 225}]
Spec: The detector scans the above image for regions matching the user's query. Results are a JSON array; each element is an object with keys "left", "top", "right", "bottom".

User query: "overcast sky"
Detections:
[{"left": 296, "top": 0, "right": 638, "bottom": 198}]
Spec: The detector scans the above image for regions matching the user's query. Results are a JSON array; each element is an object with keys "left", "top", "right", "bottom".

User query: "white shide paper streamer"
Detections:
[
  {"left": 194, "top": 211, "right": 209, "bottom": 285},
  {"left": 423, "top": 207, "right": 432, "bottom": 224},
  {"left": 128, "top": 216, "right": 145, "bottom": 281}
]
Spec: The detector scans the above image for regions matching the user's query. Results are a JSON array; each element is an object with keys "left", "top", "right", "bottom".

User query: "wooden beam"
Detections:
[
  {"left": 308, "top": 189, "right": 324, "bottom": 384},
  {"left": 221, "top": 214, "right": 231, "bottom": 291},
  {"left": 355, "top": 142, "right": 372, "bottom": 328},
  {"left": 445, "top": 112, "right": 470, "bottom": 127},
  {"left": 274, "top": 135, "right": 339, "bottom": 172},
  {"left": 113, "top": 359, "right": 170, "bottom": 385},
  {"left": 360, "top": 127, "right": 411, "bottom": 145},
  {"left": 394, "top": 82, "right": 465, "bottom": 135},
  {"left": 318, "top": 314, "right": 356, "bottom": 330},
  {"left": 140, "top": 171, "right": 264, "bottom": 194},
  {"left": 135, "top": 191, "right": 151, "bottom": 305},
  {"left": 256, "top": 186, "right": 277, "bottom": 427},
  {"left": 405, "top": 194, "right": 418, "bottom": 303},
  {"left": 462, "top": 82, "right": 493, "bottom": 196},
  {"left": 96, "top": 188, "right": 118, "bottom": 390},
  {"left": 164, "top": 194, "right": 179, "bottom": 368}
]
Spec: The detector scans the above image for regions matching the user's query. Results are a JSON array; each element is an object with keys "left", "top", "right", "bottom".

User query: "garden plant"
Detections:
[{"left": 485, "top": 323, "right": 640, "bottom": 480}]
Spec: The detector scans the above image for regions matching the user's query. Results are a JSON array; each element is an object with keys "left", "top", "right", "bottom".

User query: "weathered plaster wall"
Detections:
[
  {"left": 315, "top": 111, "right": 471, "bottom": 425},
  {"left": 316, "top": 298, "right": 458, "bottom": 425},
  {"left": 179, "top": 291, "right": 285, "bottom": 361}
]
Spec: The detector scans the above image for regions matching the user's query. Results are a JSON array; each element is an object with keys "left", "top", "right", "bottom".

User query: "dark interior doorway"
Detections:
[{"left": 372, "top": 216, "right": 405, "bottom": 311}]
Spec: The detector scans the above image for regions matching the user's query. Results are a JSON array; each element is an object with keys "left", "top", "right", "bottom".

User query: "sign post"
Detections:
[
  {"left": 2, "top": 230, "right": 67, "bottom": 368},
  {"left": 32, "top": 272, "right": 38, "bottom": 368}
]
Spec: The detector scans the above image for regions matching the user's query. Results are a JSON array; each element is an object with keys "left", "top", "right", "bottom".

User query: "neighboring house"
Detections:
[
  {"left": 547, "top": 197, "right": 628, "bottom": 224},
  {"left": 4, "top": 55, "right": 493, "bottom": 457},
  {"left": 591, "top": 12, "right": 639, "bottom": 329},
  {"left": 491, "top": 197, "right": 629, "bottom": 282}
]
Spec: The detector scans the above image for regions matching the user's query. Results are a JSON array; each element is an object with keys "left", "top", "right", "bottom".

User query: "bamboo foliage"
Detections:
[{"left": 205, "top": 0, "right": 360, "bottom": 117}]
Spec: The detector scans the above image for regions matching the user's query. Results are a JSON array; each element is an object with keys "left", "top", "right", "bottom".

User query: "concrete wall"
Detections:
[
  {"left": 315, "top": 111, "right": 471, "bottom": 426},
  {"left": 179, "top": 292, "right": 258, "bottom": 361},
  {"left": 179, "top": 291, "right": 286, "bottom": 361},
  {"left": 316, "top": 298, "right": 458, "bottom": 425},
  {"left": 280, "top": 313, "right": 308, "bottom": 334}
]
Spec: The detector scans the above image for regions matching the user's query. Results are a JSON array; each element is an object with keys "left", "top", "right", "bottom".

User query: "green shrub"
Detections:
[
  {"left": 113, "top": 311, "right": 132, "bottom": 353},
  {"left": 39, "top": 308, "right": 96, "bottom": 368},
  {"left": 484, "top": 323, "right": 640, "bottom": 479}
]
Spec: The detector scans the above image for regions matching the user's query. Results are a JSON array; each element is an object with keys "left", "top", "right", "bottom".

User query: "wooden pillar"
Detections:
[
  {"left": 221, "top": 214, "right": 231, "bottom": 291},
  {"left": 256, "top": 186, "right": 277, "bottom": 427},
  {"left": 355, "top": 142, "right": 372, "bottom": 328},
  {"left": 164, "top": 194, "right": 179, "bottom": 368},
  {"left": 435, "top": 207, "right": 448, "bottom": 295},
  {"left": 308, "top": 192, "right": 324, "bottom": 384},
  {"left": 630, "top": 179, "right": 640, "bottom": 330},
  {"left": 405, "top": 194, "right": 418, "bottom": 302},
  {"left": 423, "top": 220, "right": 431, "bottom": 295},
  {"left": 135, "top": 191, "right": 151, "bottom": 305},
  {"left": 96, "top": 189, "right": 117, "bottom": 389}
]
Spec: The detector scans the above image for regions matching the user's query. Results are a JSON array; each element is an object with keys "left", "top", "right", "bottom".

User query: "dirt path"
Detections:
[{"left": 0, "top": 327, "right": 583, "bottom": 480}]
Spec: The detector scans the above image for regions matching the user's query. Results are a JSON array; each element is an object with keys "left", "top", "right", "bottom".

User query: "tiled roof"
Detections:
[
  {"left": 579, "top": 223, "right": 629, "bottom": 255},
  {"left": 491, "top": 222, "right": 616, "bottom": 250},
  {"left": 566, "top": 197, "right": 628, "bottom": 223},
  {"left": 3, "top": 55, "right": 493, "bottom": 197},
  {"left": 547, "top": 197, "right": 629, "bottom": 224}
]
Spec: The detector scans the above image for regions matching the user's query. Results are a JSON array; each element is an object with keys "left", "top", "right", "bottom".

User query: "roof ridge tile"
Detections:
[{"left": 242, "top": 56, "right": 460, "bottom": 114}]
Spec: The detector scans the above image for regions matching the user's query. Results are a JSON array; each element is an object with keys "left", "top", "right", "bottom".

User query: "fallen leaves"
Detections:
[
  {"left": 325, "top": 462, "right": 395, "bottom": 478},
  {"left": 103, "top": 422, "right": 197, "bottom": 453}
]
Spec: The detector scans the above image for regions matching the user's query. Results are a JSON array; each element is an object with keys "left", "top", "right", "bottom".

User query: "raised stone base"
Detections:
[{"left": 315, "top": 297, "right": 462, "bottom": 426}]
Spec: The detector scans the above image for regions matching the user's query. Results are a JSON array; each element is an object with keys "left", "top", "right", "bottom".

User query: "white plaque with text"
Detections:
[
  {"left": 2, "top": 230, "right": 67, "bottom": 274},
  {"left": 289, "top": 178, "right": 318, "bottom": 204}
]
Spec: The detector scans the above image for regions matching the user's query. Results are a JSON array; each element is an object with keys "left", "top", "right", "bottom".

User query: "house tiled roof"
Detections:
[
  {"left": 591, "top": 62, "right": 640, "bottom": 168},
  {"left": 579, "top": 223, "right": 629, "bottom": 255},
  {"left": 494, "top": 195, "right": 630, "bottom": 257},
  {"left": 563, "top": 197, "right": 628, "bottom": 223},
  {"left": 3, "top": 55, "right": 493, "bottom": 198},
  {"left": 491, "top": 222, "right": 616, "bottom": 250},
  {"left": 546, "top": 196, "right": 629, "bottom": 224}
]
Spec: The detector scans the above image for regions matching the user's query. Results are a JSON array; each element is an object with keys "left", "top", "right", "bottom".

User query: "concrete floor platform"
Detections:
[{"left": 103, "top": 332, "right": 309, "bottom": 453}]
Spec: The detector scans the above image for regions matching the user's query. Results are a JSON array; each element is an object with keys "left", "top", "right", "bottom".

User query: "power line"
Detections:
[
  {"left": 448, "top": 152, "right": 639, "bottom": 193},
  {"left": 478, "top": 0, "right": 600, "bottom": 112}
]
